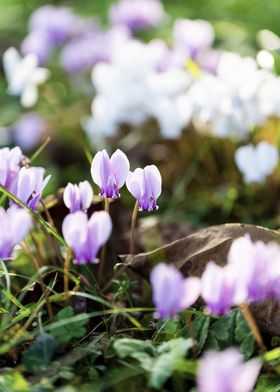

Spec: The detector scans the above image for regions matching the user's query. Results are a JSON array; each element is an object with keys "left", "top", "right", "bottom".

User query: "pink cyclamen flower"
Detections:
[
  {"left": 126, "top": 165, "right": 162, "bottom": 211},
  {"left": 91, "top": 149, "right": 130, "bottom": 199},
  {"left": 0, "top": 146, "right": 23, "bottom": 190},
  {"left": 62, "top": 211, "right": 112, "bottom": 264},
  {"left": 0, "top": 206, "right": 32, "bottom": 259},
  {"left": 10, "top": 167, "right": 51, "bottom": 210},
  {"left": 197, "top": 348, "right": 261, "bottom": 392},
  {"left": 63, "top": 181, "right": 93, "bottom": 213},
  {"left": 228, "top": 235, "right": 280, "bottom": 302},
  {"left": 201, "top": 262, "right": 246, "bottom": 315},
  {"left": 109, "top": 0, "right": 165, "bottom": 32},
  {"left": 150, "top": 263, "right": 201, "bottom": 319}
]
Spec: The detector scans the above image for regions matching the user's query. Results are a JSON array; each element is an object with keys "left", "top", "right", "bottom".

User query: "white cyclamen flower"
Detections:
[
  {"left": 3, "top": 47, "right": 49, "bottom": 108},
  {"left": 235, "top": 141, "right": 279, "bottom": 184}
]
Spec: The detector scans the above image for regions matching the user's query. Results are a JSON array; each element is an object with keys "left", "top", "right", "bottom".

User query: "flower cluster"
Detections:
[
  {"left": 62, "top": 148, "right": 162, "bottom": 263},
  {"left": 151, "top": 234, "right": 280, "bottom": 318},
  {"left": 3, "top": 2, "right": 280, "bottom": 186},
  {"left": 0, "top": 146, "right": 50, "bottom": 211},
  {"left": 3, "top": 47, "right": 49, "bottom": 108}
]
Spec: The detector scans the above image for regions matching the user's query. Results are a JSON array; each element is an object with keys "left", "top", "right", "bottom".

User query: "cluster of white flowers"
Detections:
[{"left": 85, "top": 38, "right": 280, "bottom": 143}]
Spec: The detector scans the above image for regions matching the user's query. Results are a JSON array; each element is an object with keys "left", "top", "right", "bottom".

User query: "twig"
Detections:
[
  {"left": 130, "top": 201, "right": 139, "bottom": 255},
  {"left": 239, "top": 303, "right": 266, "bottom": 352}
]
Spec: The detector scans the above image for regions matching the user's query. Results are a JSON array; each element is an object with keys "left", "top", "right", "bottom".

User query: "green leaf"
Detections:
[
  {"left": 114, "top": 337, "right": 193, "bottom": 390},
  {"left": 181, "top": 314, "right": 209, "bottom": 353},
  {"left": 0, "top": 372, "right": 30, "bottom": 392},
  {"left": 50, "top": 306, "right": 89, "bottom": 344},
  {"left": 206, "top": 309, "right": 254, "bottom": 359},
  {"left": 113, "top": 338, "right": 155, "bottom": 358},
  {"left": 22, "top": 333, "right": 58, "bottom": 373},
  {"left": 254, "top": 375, "right": 280, "bottom": 392},
  {"left": 0, "top": 285, "right": 26, "bottom": 310}
]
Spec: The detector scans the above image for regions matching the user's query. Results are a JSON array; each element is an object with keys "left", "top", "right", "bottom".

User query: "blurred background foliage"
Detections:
[{"left": 1, "top": 0, "right": 280, "bottom": 229}]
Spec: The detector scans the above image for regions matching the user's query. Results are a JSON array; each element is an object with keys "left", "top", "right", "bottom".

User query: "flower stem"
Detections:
[
  {"left": 64, "top": 247, "right": 72, "bottom": 305},
  {"left": 239, "top": 303, "right": 266, "bottom": 352},
  {"left": 130, "top": 201, "right": 139, "bottom": 255},
  {"left": 186, "top": 314, "right": 198, "bottom": 357},
  {"left": 98, "top": 198, "right": 110, "bottom": 282},
  {"left": 22, "top": 241, "right": 55, "bottom": 323}
]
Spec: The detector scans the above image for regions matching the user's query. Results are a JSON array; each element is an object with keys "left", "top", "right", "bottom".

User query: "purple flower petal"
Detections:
[
  {"left": 78, "top": 181, "right": 93, "bottom": 211},
  {"left": 197, "top": 348, "right": 261, "bottom": 392},
  {"left": 110, "top": 149, "right": 130, "bottom": 188}
]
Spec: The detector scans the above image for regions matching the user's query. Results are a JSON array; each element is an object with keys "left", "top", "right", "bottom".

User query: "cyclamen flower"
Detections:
[
  {"left": 173, "top": 19, "right": 215, "bottom": 59},
  {"left": 10, "top": 167, "right": 51, "bottom": 210},
  {"left": 126, "top": 165, "right": 162, "bottom": 211},
  {"left": 29, "top": 6, "right": 78, "bottom": 45},
  {"left": 197, "top": 348, "right": 261, "bottom": 392},
  {"left": 21, "top": 30, "right": 54, "bottom": 65},
  {"left": 0, "top": 146, "right": 23, "bottom": 190},
  {"left": 228, "top": 235, "right": 280, "bottom": 302},
  {"left": 109, "top": 0, "right": 165, "bottom": 32},
  {"left": 63, "top": 181, "right": 93, "bottom": 213},
  {"left": 12, "top": 113, "right": 45, "bottom": 151},
  {"left": 3, "top": 48, "right": 49, "bottom": 108},
  {"left": 201, "top": 262, "right": 246, "bottom": 315},
  {"left": 91, "top": 149, "right": 130, "bottom": 198},
  {"left": 150, "top": 263, "right": 201, "bottom": 319},
  {"left": 0, "top": 207, "right": 32, "bottom": 259},
  {"left": 235, "top": 141, "right": 279, "bottom": 184},
  {"left": 62, "top": 211, "right": 112, "bottom": 264}
]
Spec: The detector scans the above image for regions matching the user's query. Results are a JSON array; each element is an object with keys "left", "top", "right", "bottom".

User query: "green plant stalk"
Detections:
[
  {"left": 64, "top": 247, "right": 72, "bottom": 304},
  {"left": 22, "top": 241, "right": 55, "bottom": 323},
  {"left": 98, "top": 198, "right": 110, "bottom": 282},
  {"left": 30, "top": 137, "right": 51, "bottom": 163}
]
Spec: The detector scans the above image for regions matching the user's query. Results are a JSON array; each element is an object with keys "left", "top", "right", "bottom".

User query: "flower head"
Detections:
[
  {"left": 235, "top": 141, "right": 279, "bottom": 184},
  {"left": 12, "top": 113, "right": 45, "bottom": 151},
  {"left": 173, "top": 19, "right": 214, "bottom": 59},
  {"left": 126, "top": 165, "right": 162, "bottom": 211},
  {"left": 109, "top": 0, "right": 165, "bottom": 32},
  {"left": 29, "top": 6, "right": 78, "bottom": 45},
  {"left": 197, "top": 348, "right": 261, "bottom": 392},
  {"left": 91, "top": 149, "right": 130, "bottom": 198},
  {"left": 63, "top": 181, "right": 93, "bottom": 213},
  {"left": 0, "top": 206, "right": 32, "bottom": 259},
  {"left": 0, "top": 146, "right": 23, "bottom": 190},
  {"left": 3, "top": 47, "right": 49, "bottom": 108},
  {"left": 10, "top": 167, "right": 51, "bottom": 210},
  {"left": 201, "top": 262, "right": 246, "bottom": 315},
  {"left": 150, "top": 263, "right": 200, "bottom": 319},
  {"left": 228, "top": 235, "right": 280, "bottom": 302},
  {"left": 62, "top": 211, "right": 112, "bottom": 264},
  {"left": 21, "top": 30, "right": 54, "bottom": 65}
]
